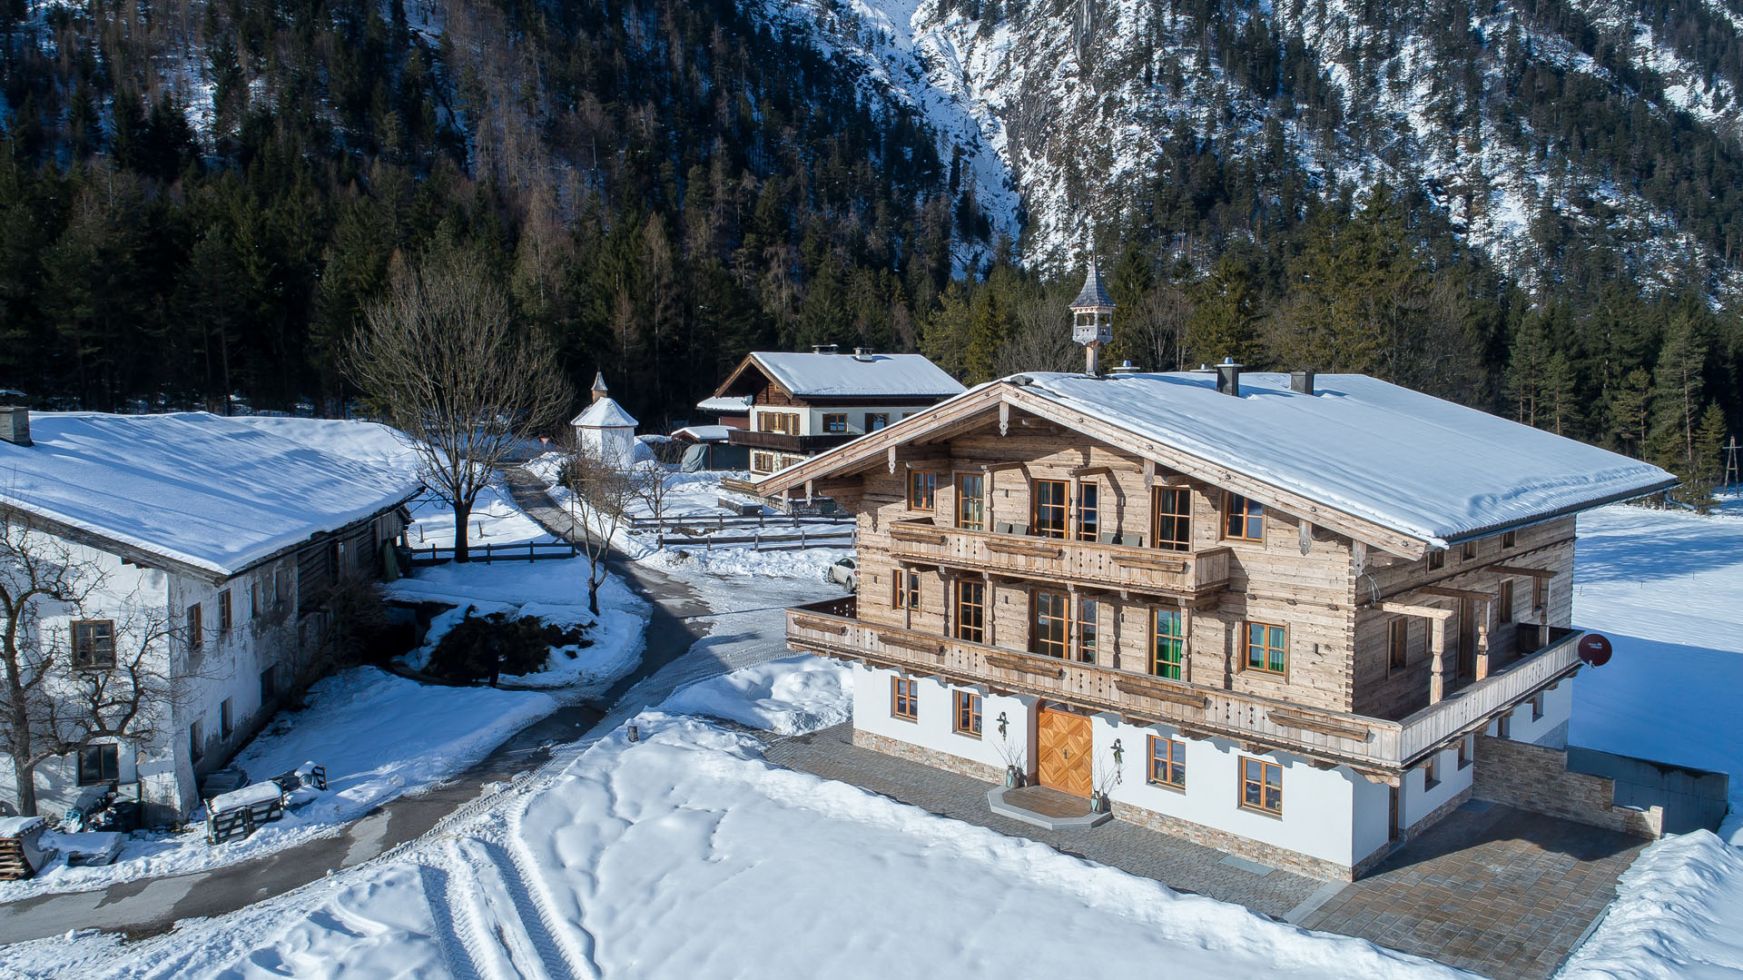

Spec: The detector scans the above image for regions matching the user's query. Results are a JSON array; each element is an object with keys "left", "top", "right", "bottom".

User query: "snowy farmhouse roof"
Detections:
[
  {"left": 714, "top": 351, "right": 965, "bottom": 401},
  {"left": 695, "top": 395, "right": 753, "bottom": 415},
  {"left": 0, "top": 412, "right": 422, "bottom": 579},
  {"left": 755, "top": 370, "right": 1676, "bottom": 556}
]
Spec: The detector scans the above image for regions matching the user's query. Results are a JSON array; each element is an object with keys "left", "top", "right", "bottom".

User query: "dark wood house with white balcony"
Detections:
[
  {"left": 701, "top": 347, "right": 965, "bottom": 476},
  {"left": 754, "top": 271, "right": 1682, "bottom": 879}
]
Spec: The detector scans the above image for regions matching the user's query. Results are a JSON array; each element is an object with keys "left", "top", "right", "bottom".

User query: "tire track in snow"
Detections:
[
  {"left": 441, "top": 839, "right": 535, "bottom": 980},
  {"left": 417, "top": 862, "right": 483, "bottom": 980}
]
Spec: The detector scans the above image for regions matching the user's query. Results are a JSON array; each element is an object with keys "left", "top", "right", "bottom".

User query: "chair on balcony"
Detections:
[
  {"left": 997, "top": 521, "right": 1028, "bottom": 536},
  {"left": 1099, "top": 531, "right": 1144, "bottom": 547}
]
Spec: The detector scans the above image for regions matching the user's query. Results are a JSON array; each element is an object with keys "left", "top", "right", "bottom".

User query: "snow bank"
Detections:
[
  {"left": 0, "top": 668, "right": 557, "bottom": 903},
  {"left": 1562, "top": 831, "right": 1743, "bottom": 978},
  {"left": 662, "top": 655, "right": 851, "bottom": 734}
]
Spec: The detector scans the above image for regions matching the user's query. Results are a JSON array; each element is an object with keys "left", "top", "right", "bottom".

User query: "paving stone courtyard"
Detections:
[{"left": 764, "top": 723, "right": 1647, "bottom": 979}]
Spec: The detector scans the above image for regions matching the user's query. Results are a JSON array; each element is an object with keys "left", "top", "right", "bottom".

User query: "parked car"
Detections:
[{"left": 827, "top": 557, "right": 857, "bottom": 592}]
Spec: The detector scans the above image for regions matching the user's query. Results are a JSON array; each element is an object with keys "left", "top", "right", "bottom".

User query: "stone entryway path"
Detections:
[
  {"left": 767, "top": 725, "right": 1648, "bottom": 979},
  {"left": 763, "top": 724, "right": 1331, "bottom": 920},
  {"left": 1298, "top": 801, "right": 1647, "bottom": 979}
]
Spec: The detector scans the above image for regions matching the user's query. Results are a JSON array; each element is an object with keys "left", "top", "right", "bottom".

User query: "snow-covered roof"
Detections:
[
  {"left": 1016, "top": 371, "right": 1675, "bottom": 544},
  {"left": 571, "top": 397, "right": 638, "bottom": 429},
  {"left": 749, "top": 352, "right": 965, "bottom": 399},
  {"left": 0, "top": 816, "right": 46, "bottom": 836},
  {"left": 696, "top": 395, "right": 753, "bottom": 415},
  {"left": 672, "top": 425, "right": 731, "bottom": 443},
  {"left": 0, "top": 412, "right": 422, "bottom": 578}
]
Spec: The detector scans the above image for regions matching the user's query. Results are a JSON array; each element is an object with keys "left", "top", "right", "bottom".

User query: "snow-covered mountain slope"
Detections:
[{"left": 772, "top": 0, "right": 1743, "bottom": 292}]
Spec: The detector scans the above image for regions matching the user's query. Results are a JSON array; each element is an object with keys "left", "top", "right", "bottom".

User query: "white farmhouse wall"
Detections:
[
  {"left": 1401, "top": 739, "right": 1475, "bottom": 828},
  {"left": 850, "top": 666, "right": 1033, "bottom": 776},
  {"left": 1486, "top": 679, "right": 1572, "bottom": 747}
]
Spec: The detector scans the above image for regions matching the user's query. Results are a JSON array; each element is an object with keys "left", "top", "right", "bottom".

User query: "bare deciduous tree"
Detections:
[
  {"left": 346, "top": 244, "right": 572, "bottom": 562},
  {"left": 630, "top": 460, "right": 676, "bottom": 528},
  {"left": 560, "top": 440, "right": 635, "bottom": 616},
  {"left": 1, "top": 510, "right": 175, "bottom": 817}
]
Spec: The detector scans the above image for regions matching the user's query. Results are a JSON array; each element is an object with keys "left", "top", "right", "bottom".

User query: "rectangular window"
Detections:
[
  {"left": 1152, "top": 487, "right": 1192, "bottom": 552},
  {"left": 260, "top": 666, "right": 278, "bottom": 704},
  {"left": 1032, "top": 479, "right": 1068, "bottom": 538},
  {"left": 186, "top": 603, "right": 204, "bottom": 651},
  {"left": 220, "top": 698, "right": 234, "bottom": 739},
  {"left": 955, "top": 473, "right": 986, "bottom": 531},
  {"left": 77, "top": 744, "right": 120, "bottom": 786},
  {"left": 1388, "top": 617, "right": 1409, "bottom": 672},
  {"left": 219, "top": 590, "right": 233, "bottom": 633},
  {"left": 867, "top": 413, "right": 889, "bottom": 431},
  {"left": 1496, "top": 713, "right": 1511, "bottom": 739},
  {"left": 1076, "top": 481, "right": 1100, "bottom": 542},
  {"left": 1530, "top": 692, "right": 1545, "bottom": 721},
  {"left": 1030, "top": 590, "right": 1069, "bottom": 658},
  {"left": 955, "top": 580, "right": 986, "bottom": 643},
  {"left": 1428, "top": 550, "right": 1446, "bottom": 570},
  {"left": 1457, "top": 736, "right": 1471, "bottom": 770},
  {"left": 1502, "top": 530, "right": 1517, "bottom": 548},
  {"left": 72, "top": 619, "right": 116, "bottom": 669},
  {"left": 1151, "top": 608, "right": 1185, "bottom": 680},
  {"left": 1244, "top": 622, "right": 1287, "bottom": 675},
  {"left": 1533, "top": 575, "right": 1548, "bottom": 612},
  {"left": 1077, "top": 598, "right": 1099, "bottom": 664},
  {"left": 822, "top": 413, "right": 848, "bottom": 434},
  {"left": 1461, "top": 540, "right": 1478, "bottom": 561},
  {"left": 756, "top": 411, "right": 799, "bottom": 434},
  {"left": 908, "top": 470, "right": 938, "bottom": 512},
  {"left": 1223, "top": 493, "right": 1264, "bottom": 542},
  {"left": 190, "top": 720, "right": 205, "bottom": 764},
  {"left": 1498, "top": 580, "right": 1514, "bottom": 623},
  {"left": 1423, "top": 755, "right": 1441, "bottom": 791},
  {"left": 1240, "top": 757, "right": 1283, "bottom": 815},
  {"left": 891, "top": 571, "right": 920, "bottom": 610},
  {"left": 953, "top": 691, "right": 983, "bottom": 737},
  {"left": 891, "top": 677, "right": 918, "bottom": 721},
  {"left": 1147, "top": 735, "right": 1186, "bottom": 789}
]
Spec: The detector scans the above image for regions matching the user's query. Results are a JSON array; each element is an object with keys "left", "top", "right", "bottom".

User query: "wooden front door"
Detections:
[{"left": 1036, "top": 705, "right": 1093, "bottom": 797}]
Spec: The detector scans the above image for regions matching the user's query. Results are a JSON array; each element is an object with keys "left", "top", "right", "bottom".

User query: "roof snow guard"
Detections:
[
  {"left": 1070, "top": 257, "right": 1115, "bottom": 310},
  {"left": 755, "top": 371, "right": 1677, "bottom": 557}
]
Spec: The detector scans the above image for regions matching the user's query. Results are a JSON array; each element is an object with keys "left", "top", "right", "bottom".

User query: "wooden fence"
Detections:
[{"left": 405, "top": 540, "right": 580, "bottom": 566}]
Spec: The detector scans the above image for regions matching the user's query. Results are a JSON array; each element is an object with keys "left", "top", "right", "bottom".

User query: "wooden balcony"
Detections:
[
  {"left": 887, "top": 520, "right": 1231, "bottom": 600},
  {"left": 787, "top": 599, "right": 1587, "bottom": 774},
  {"left": 728, "top": 429, "right": 859, "bottom": 453}
]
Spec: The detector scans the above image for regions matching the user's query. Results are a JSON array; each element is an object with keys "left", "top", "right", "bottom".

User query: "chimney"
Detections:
[
  {"left": 0, "top": 406, "right": 30, "bottom": 447},
  {"left": 852, "top": 347, "right": 875, "bottom": 362},
  {"left": 1290, "top": 370, "right": 1316, "bottom": 395},
  {"left": 1215, "top": 357, "right": 1243, "bottom": 397},
  {"left": 811, "top": 344, "right": 839, "bottom": 355}
]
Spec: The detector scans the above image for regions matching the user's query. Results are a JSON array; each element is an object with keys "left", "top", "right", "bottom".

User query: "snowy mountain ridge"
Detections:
[{"left": 768, "top": 0, "right": 1743, "bottom": 294}]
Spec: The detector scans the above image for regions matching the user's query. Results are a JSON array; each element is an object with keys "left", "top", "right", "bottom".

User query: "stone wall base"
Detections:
[
  {"left": 1109, "top": 800, "right": 1351, "bottom": 881},
  {"left": 852, "top": 728, "right": 1005, "bottom": 784},
  {"left": 1473, "top": 735, "right": 1663, "bottom": 838}
]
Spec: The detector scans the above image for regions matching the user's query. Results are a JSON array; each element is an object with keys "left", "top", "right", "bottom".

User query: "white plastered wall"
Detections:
[{"left": 850, "top": 665, "right": 1034, "bottom": 776}]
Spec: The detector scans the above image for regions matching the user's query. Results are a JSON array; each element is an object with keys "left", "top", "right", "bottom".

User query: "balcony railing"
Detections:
[
  {"left": 787, "top": 598, "right": 1587, "bottom": 772},
  {"left": 728, "top": 429, "right": 859, "bottom": 453},
  {"left": 887, "top": 520, "right": 1231, "bottom": 599}
]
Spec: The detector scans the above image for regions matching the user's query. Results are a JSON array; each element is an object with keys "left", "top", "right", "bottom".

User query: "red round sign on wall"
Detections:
[{"left": 1578, "top": 633, "right": 1613, "bottom": 667}]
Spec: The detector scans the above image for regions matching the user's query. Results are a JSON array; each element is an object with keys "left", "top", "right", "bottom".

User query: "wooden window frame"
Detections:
[
  {"left": 1222, "top": 492, "right": 1264, "bottom": 542},
  {"left": 1422, "top": 754, "right": 1441, "bottom": 791},
  {"left": 1147, "top": 735, "right": 1186, "bottom": 790},
  {"left": 1457, "top": 735, "right": 1471, "bottom": 770},
  {"left": 954, "top": 580, "right": 986, "bottom": 643},
  {"left": 1075, "top": 480, "right": 1100, "bottom": 542},
  {"left": 219, "top": 590, "right": 233, "bottom": 634},
  {"left": 1151, "top": 607, "right": 1185, "bottom": 680},
  {"left": 891, "top": 676, "right": 919, "bottom": 722},
  {"left": 220, "top": 698, "right": 234, "bottom": 739},
  {"left": 186, "top": 603, "right": 204, "bottom": 652},
  {"left": 1530, "top": 692, "right": 1545, "bottom": 721},
  {"left": 1031, "top": 479, "right": 1069, "bottom": 539},
  {"left": 756, "top": 411, "right": 799, "bottom": 435},
  {"left": 1239, "top": 757, "right": 1283, "bottom": 816},
  {"left": 77, "top": 743, "right": 120, "bottom": 786},
  {"left": 1029, "top": 589, "right": 1069, "bottom": 659},
  {"left": 1388, "top": 617, "right": 1409, "bottom": 673},
  {"left": 1498, "top": 580, "right": 1514, "bottom": 624},
  {"left": 821, "top": 412, "right": 848, "bottom": 434},
  {"left": 907, "top": 470, "right": 938, "bottom": 512},
  {"left": 1502, "top": 530, "right": 1517, "bottom": 549},
  {"left": 1152, "top": 486, "right": 1192, "bottom": 552},
  {"left": 891, "top": 570, "right": 920, "bottom": 610},
  {"left": 1242, "top": 621, "right": 1288, "bottom": 676},
  {"left": 1428, "top": 550, "right": 1445, "bottom": 570},
  {"left": 955, "top": 472, "right": 986, "bottom": 531},
  {"left": 866, "top": 412, "right": 889, "bottom": 431},
  {"left": 953, "top": 690, "right": 983, "bottom": 738},
  {"left": 1532, "top": 575, "right": 1548, "bottom": 612},
  {"left": 1076, "top": 597, "right": 1099, "bottom": 664},
  {"left": 1461, "top": 540, "right": 1478, "bottom": 561},
  {"left": 72, "top": 619, "right": 116, "bottom": 670}
]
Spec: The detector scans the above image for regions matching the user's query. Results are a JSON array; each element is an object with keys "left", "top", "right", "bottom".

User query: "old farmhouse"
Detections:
[
  {"left": 0, "top": 409, "right": 418, "bottom": 825},
  {"left": 700, "top": 347, "right": 965, "bottom": 476},
  {"left": 756, "top": 294, "right": 1681, "bottom": 879}
]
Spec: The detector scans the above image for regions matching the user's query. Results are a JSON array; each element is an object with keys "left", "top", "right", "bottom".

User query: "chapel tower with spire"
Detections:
[{"left": 1071, "top": 257, "right": 1115, "bottom": 376}]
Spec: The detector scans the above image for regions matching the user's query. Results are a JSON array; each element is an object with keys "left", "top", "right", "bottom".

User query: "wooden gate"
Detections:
[{"left": 1036, "top": 705, "right": 1093, "bottom": 797}]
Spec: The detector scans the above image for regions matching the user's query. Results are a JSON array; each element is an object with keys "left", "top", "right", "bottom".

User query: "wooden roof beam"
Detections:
[
  {"left": 1377, "top": 600, "right": 1456, "bottom": 620},
  {"left": 1491, "top": 564, "right": 1557, "bottom": 579}
]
